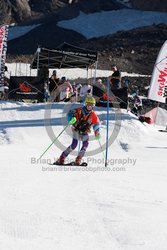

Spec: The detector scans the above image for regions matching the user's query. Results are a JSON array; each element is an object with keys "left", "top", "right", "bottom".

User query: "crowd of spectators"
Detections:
[
  {"left": 1, "top": 66, "right": 165, "bottom": 116},
  {"left": 46, "top": 70, "right": 93, "bottom": 103}
]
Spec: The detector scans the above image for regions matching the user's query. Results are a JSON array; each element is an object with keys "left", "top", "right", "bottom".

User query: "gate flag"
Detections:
[{"left": 148, "top": 40, "right": 167, "bottom": 103}]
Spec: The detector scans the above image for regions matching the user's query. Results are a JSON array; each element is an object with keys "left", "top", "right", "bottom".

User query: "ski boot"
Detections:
[
  {"left": 75, "top": 156, "right": 82, "bottom": 165},
  {"left": 54, "top": 155, "right": 65, "bottom": 165}
]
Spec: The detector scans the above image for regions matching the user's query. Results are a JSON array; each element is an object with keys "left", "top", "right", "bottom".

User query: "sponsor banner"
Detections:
[
  {"left": 148, "top": 40, "right": 167, "bottom": 103},
  {"left": 0, "top": 25, "right": 9, "bottom": 85},
  {"left": 8, "top": 76, "right": 45, "bottom": 100}
]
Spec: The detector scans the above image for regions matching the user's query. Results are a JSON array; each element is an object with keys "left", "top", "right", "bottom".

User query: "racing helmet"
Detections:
[{"left": 85, "top": 96, "right": 96, "bottom": 106}]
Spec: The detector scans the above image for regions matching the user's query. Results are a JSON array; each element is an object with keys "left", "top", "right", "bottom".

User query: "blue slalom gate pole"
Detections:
[{"left": 105, "top": 79, "right": 110, "bottom": 167}]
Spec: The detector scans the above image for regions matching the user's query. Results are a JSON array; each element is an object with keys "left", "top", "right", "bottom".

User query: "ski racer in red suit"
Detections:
[{"left": 55, "top": 96, "right": 100, "bottom": 165}]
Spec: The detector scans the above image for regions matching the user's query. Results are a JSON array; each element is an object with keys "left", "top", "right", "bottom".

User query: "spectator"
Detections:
[
  {"left": 4, "top": 77, "right": 9, "bottom": 99},
  {"left": 59, "top": 77, "right": 73, "bottom": 101},
  {"left": 79, "top": 82, "right": 92, "bottom": 102},
  {"left": 123, "top": 76, "right": 130, "bottom": 88},
  {"left": 96, "top": 78, "right": 106, "bottom": 91},
  {"left": 76, "top": 84, "right": 82, "bottom": 102},
  {"left": 131, "top": 94, "right": 143, "bottom": 116},
  {"left": 0, "top": 85, "right": 4, "bottom": 99},
  {"left": 49, "top": 70, "right": 59, "bottom": 92},
  {"left": 70, "top": 82, "right": 77, "bottom": 102},
  {"left": 4, "top": 66, "right": 10, "bottom": 80},
  {"left": 43, "top": 82, "right": 50, "bottom": 102},
  {"left": 49, "top": 70, "right": 60, "bottom": 101},
  {"left": 109, "top": 65, "right": 121, "bottom": 90}
]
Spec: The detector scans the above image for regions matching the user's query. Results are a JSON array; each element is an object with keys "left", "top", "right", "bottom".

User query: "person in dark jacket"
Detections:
[
  {"left": 49, "top": 70, "right": 60, "bottom": 101},
  {"left": 109, "top": 65, "right": 121, "bottom": 90}
]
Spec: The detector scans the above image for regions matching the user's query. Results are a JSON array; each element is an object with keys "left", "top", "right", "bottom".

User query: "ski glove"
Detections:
[
  {"left": 95, "top": 134, "right": 100, "bottom": 140},
  {"left": 68, "top": 117, "right": 77, "bottom": 125}
]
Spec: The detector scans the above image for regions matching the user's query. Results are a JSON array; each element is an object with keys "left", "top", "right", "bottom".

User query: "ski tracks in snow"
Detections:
[
  {"left": 0, "top": 129, "right": 10, "bottom": 145},
  {"left": 0, "top": 210, "right": 40, "bottom": 240},
  {"left": 117, "top": 112, "right": 148, "bottom": 152}
]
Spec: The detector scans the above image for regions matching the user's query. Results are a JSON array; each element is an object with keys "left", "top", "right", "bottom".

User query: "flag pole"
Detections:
[{"left": 105, "top": 78, "right": 110, "bottom": 167}]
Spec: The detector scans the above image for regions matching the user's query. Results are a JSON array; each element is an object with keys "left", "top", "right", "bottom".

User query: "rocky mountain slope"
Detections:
[
  {"left": 131, "top": 0, "right": 167, "bottom": 12},
  {"left": 0, "top": 0, "right": 124, "bottom": 24},
  {"left": 0, "top": 0, "right": 167, "bottom": 25},
  {"left": 1, "top": 0, "right": 167, "bottom": 74},
  {"left": 80, "top": 23, "right": 167, "bottom": 74}
]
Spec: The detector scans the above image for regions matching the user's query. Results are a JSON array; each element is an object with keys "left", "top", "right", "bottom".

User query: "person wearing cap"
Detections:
[
  {"left": 109, "top": 65, "right": 121, "bottom": 90},
  {"left": 55, "top": 96, "right": 100, "bottom": 165}
]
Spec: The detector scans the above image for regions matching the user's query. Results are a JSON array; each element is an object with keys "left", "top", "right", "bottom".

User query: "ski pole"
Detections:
[{"left": 38, "top": 125, "right": 68, "bottom": 160}]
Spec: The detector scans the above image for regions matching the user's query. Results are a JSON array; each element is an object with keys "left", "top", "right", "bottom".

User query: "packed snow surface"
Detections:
[{"left": 0, "top": 101, "right": 167, "bottom": 250}]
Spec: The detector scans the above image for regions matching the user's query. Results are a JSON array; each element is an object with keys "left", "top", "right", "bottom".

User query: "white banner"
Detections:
[
  {"left": 0, "top": 25, "right": 9, "bottom": 85},
  {"left": 155, "top": 107, "right": 167, "bottom": 127},
  {"left": 148, "top": 40, "right": 167, "bottom": 103}
]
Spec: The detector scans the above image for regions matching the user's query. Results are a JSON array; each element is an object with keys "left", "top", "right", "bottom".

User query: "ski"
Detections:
[{"left": 49, "top": 161, "right": 88, "bottom": 166}]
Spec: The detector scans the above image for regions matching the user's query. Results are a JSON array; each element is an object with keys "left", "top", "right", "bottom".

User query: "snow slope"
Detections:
[
  {"left": 0, "top": 100, "right": 167, "bottom": 250},
  {"left": 6, "top": 62, "right": 149, "bottom": 79},
  {"left": 8, "top": 9, "right": 167, "bottom": 41},
  {"left": 58, "top": 9, "right": 167, "bottom": 39},
  {"left": 8, "top": 24, "right": 41, "bottom": 41}
]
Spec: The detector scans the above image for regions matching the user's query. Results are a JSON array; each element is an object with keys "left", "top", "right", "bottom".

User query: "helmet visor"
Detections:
[{"left": 85, "top": 102, "right": 95, "bottom": 107}]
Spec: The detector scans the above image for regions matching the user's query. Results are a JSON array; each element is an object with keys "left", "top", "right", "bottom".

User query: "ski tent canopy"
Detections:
[{"left": 30, "top": 42, "right": 98, "bottom": 69}]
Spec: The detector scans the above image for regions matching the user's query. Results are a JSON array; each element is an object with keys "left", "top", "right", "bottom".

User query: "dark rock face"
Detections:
[
  {"left": 0, "top": 0, "right": 167, "bottom": 25},
  {"left": 78, "top": 24, "right": 167, "bottom": 74},
  {"left": 7, "top": 22, "right": 167, "bottom": 74},
  {"left": 0, "top": 0, "right": 31, "bottom": 24},
  {"left": 0, "top": 1, "right": 11, "bottom": 24},
  {"left": 29, "top": 0, "right": 67, "bottom": 13},
  {"left": 0, "top": 0, "right": 53, "bottom": 25},
  {"left": 131, "top": 0, "right": 167, "bottom": 12},
  {"left": 0, "top": 0, "right": 124, "bottom": 25},
  {"left": 12, "top": 0, "right": 31, "bottom": 22}
]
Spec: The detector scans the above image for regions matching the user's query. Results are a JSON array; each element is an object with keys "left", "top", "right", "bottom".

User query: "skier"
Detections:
[{"left": 55, "top": 96, "right": 100, "bottom": 165}]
